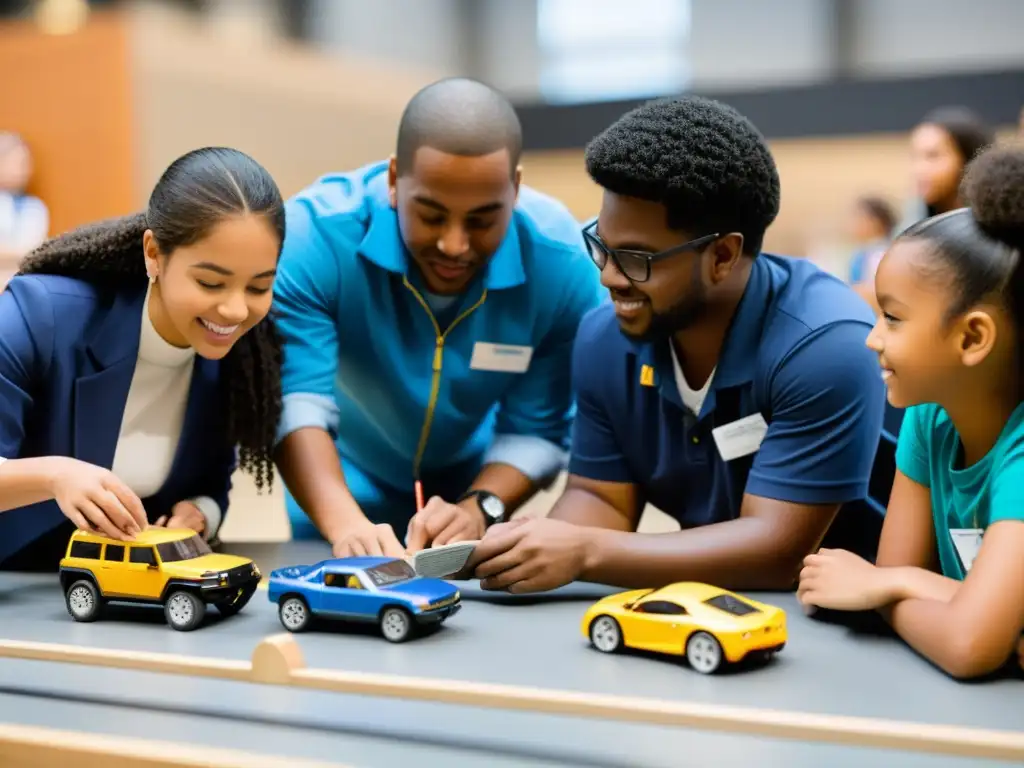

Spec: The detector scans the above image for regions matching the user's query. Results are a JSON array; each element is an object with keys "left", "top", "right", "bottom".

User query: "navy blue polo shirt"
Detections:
[{"left": 569, "top": 253, "right": 892, "bottom": 530}]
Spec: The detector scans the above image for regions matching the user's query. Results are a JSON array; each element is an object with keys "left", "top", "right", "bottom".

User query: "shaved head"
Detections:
[{"left": 395, "top": 77, "right": 522, "bottom": 177}]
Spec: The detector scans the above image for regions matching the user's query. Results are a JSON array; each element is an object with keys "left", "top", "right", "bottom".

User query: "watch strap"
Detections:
[{"left": 457, "top": 489, "right": 504, "bottom": 526}]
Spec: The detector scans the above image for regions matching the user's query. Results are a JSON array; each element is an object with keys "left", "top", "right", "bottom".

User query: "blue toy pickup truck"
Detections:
[{"left": 266, "top": 556, "right": 462, "bottom": 642}]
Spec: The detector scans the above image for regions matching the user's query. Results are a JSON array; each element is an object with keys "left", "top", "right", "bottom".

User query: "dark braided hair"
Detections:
[{"left": 18, "top": 147, "right": 285, "bottom": 492}]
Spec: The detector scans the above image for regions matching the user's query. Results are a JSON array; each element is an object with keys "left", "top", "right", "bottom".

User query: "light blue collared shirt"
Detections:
[{"left": 272, "top": 160, "right": 606, "bottom": 508}]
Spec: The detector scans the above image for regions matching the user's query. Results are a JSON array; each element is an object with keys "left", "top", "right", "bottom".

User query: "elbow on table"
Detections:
[{"left": 935, "top": 631, "right": 1013, "bottom": 681}]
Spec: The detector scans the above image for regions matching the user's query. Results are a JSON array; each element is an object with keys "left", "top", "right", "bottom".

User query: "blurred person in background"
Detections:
[
  {"left": 0, "top": 147, "right": 284, "bottom": 571},
  {"left": 848, "top": 195, "right": 897, "bottom": 313},
  {"left": 273, "top": 77, "right": 603, "bottom": 558},
  {"left": 0, "top": 132, "right": 48, "bottom": 264},
  {"left": 902, "top": 106, "right": 994, "bottom": 228}
]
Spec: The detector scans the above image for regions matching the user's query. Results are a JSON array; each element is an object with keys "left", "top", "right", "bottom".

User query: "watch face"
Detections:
[{"left": 480, "top": 494, "right": 504, "bottom": 520}]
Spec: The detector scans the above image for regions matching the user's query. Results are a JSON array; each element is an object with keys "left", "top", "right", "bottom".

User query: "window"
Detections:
[
  {"left": 704, "top": 594, "right": 761, "bottom": 616},
  {"left": 103, "top": 544, "right": 125, "bottom": 562},
  {"left": 634, "top": 600, "right": 687, "bottom": 615},
  {"left": 130, "top": 547, "right": 156, "bottom": 566},
  {"left": 69, "top": 541, "right": 100, "bottom": 559},
  {"left": 325, "top": 572, "right": 363, "bottom": 590},
  {"left": 364, "top": 560, "right": 416, "bottom": 587},
  {"left": 156, "top": 535, "right": 212, "bottom": 563},
  {"left": 536, "top": 0, "right": 691, "bottom": 103}
]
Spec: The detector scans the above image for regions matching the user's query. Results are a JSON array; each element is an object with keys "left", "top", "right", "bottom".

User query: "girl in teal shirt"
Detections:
[{"left": 798, "top": 142, "right": 1024, "bottom": 679}]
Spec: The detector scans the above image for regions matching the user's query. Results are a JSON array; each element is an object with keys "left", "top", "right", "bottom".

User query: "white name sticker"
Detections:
[
  {"left": 950, "top": 528, "right": 983, "bottom": 573},
  {"left": 711, "top": 413, "right": 769, "bottom": 461},
  {"left": 469, "top": 342, "right": 533, "bottom": 373}
]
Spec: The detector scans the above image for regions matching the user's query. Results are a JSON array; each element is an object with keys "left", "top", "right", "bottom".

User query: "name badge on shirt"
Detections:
[
  {"left": 950, "top": 528, "right": 983, "bottom": 573},
  {"left": 469, "top": 342, "right": 533, "bottom": 373},
  {"left": 711, "top": 413, "right": 769, "bottom": 461}
]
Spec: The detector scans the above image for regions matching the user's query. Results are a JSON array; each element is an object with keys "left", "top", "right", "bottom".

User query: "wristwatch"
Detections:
[{"left": 457, "top": 490, "right": 505, "bottom": 528}]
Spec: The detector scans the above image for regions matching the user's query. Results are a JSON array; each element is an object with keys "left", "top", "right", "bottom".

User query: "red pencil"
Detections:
[{"left": 414, "top": 479, "right": 424, "bottom": 514}]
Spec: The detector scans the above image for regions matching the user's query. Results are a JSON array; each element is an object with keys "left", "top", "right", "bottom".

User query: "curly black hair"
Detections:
[
  {"left": 583, "top": 95, "right": 781, "bottom": 256},
  {"left": 900, "top": 141, "right": 1024, "bottom": 324},
  {"left": 18, "top": 147, "right": 284, "bottom": 492}
]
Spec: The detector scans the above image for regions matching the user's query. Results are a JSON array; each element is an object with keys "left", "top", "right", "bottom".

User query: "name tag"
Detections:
[
  {"left": 950, "top": 528, "right": 983, "bottom": 573},
  {"left": 712, "top": 413, "right": 769, "bottom": 461},
  {"left": 469, "top": 342, "right": 533, "bottom": 373}
]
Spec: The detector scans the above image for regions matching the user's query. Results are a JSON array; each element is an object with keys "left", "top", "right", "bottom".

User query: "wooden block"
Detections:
[
  {"left": 251, "top": 633, "right": 305, "bottom": 685},
  {"left": 0, "top": 722, "right": 347, "bottom": 767},
  {"left": 2, "top": 636, "right": 1022, "bottom": 762}
]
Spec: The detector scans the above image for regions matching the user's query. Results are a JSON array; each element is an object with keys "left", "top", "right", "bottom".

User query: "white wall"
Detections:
[
  {"left": 850, "top": 0, "right": 1024, "bottom": 77},
  {"left": 301, "top": 0, "right": 1024, "bottom": 99}
]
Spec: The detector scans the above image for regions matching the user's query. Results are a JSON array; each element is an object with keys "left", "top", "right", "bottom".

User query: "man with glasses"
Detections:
[
  {"left": 466, "top": 96, "right": 890, "bottom": 594},
  {"left": 272, "top": 78, "right": 604, "bottom": 558}
]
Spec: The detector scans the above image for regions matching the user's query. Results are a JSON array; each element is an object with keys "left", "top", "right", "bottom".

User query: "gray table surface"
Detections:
[{"left": 0, "top": 540, "right": 1020, "bottom": 767}]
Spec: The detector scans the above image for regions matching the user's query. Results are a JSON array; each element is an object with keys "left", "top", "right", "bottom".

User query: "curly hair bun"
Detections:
[{"left": 961, "top": 140, "right": 1024, "bottom": 253}]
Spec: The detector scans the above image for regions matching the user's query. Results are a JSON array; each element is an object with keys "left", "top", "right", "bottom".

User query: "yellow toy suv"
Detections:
[{"left": 59, "top": 528, "right": 261, "bottom": 631}]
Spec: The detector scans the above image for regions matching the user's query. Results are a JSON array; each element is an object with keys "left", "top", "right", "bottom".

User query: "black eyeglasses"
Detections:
[{"left": 581, "top": 220, "right": 719, "bottom": 283}]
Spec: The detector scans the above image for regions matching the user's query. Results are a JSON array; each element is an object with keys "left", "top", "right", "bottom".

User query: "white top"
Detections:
[
  {"left": 107, "top": 288, "right": 221, "bottom": 537},
  {"left": 670, "top": 342, "right": 715, "bottom": 417}
]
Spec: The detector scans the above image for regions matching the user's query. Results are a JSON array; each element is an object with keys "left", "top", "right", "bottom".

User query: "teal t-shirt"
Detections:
[{"left": 895, "top": 402, "right": 1024, "bottom": 579}]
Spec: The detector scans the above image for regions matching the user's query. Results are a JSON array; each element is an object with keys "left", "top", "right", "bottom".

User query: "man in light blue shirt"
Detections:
[{"left": 272, "top": 78, "right": 604, "bottom": 558}]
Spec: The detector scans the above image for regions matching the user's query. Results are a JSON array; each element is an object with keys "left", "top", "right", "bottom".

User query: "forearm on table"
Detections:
[
  {"left": 274, "top": 428, "right": 364, "bottom": 541},
  {"left": 581, "top": 516, "right": 804, "bottom": 590},
  {"left": 877, "top": 598, "right": 1003, "bottom": 679},
  {"left": 881, "top": 566, "right": 962, "bottom": 604},
  {"left": 0, "top": 457, "right": 59, "bottom": 512}
]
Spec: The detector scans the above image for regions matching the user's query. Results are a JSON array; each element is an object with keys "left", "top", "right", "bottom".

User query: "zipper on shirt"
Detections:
[{"left": 402, "top": 275, "right": 488, "bottom": 482}]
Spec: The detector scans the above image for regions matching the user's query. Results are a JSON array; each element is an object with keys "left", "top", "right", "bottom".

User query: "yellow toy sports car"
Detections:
[
  {"left": 59, "top": 528, "right": 261, "bottom": 631},
  {"left": 580, "top": 582, "right": 786, "bottom": 674}
]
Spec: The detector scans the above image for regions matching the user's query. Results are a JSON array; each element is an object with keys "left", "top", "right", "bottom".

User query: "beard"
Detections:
[{"left": 620, "top": 261, "right": 708, "bottom": 343}]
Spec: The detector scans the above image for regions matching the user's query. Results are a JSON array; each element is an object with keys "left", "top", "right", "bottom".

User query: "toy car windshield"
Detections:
[
  {"left": 363, "top": 560, "right": 416, "bottom": 587},
  {"left": 703, "top": 593, "right": 761, "bottom": 616},
  {"left": 155, "top": 534, "right": 213, "bottom": 563}
]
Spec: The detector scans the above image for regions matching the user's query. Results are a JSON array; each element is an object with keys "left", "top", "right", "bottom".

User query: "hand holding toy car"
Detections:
[{"left": 49, "top": 457, "right": 148, "bottom": 541}]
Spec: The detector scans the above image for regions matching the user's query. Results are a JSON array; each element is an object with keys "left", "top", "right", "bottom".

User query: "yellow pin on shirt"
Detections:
[{"left": 640, "top": 364, "right": 655, "bottom": 387}]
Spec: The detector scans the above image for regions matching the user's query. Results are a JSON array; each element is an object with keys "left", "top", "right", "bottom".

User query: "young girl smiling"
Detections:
[{"left": 798, "top": 141, "right": 1024, "bottom": 679}]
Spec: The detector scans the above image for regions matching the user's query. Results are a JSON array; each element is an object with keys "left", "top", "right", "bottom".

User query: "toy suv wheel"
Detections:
[
  {"left": 278, "top": 596, "right": 310, "bottom": 632},
  {"left": 686, "top": 631, "right": 723, "bottom": 674},
  {"left": 164, "top": 590, "right": 206, "bottom": 631},
  {"left": 589, "top": 615, "right": 623, "bottom": 653},
  {"left": 216, "top": 583, "right": 257, "bottom": 618},
  {"left": 379, "top": 606, "right": 412, "bottom": 643},
  {"left": 65, "top": 579, "right": 102, "bottom": 622}
]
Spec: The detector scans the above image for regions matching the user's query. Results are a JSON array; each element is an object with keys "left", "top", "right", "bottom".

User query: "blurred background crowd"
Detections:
[{"left": 2, "top": 0, "right": 1022, "bottom": 539}]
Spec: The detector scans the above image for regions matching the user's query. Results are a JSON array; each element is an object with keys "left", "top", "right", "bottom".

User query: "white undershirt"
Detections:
[
  {"left": 670, "top": 342, "right": 715, "bottom": 417},
  {"left": 109, "top": 287, "right": 220, "bottom": 537}
]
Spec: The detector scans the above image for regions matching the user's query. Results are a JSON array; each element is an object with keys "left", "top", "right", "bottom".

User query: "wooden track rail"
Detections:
[{"left": 1, "top": 634, "right": 1021, "bottom": 763}]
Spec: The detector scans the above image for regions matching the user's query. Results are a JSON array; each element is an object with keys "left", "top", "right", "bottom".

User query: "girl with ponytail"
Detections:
[
  {"left": 0, "top": 147, "right": 284, "bottom": 570},
  {"left": 798, "top": 141, "right": 1024, "bottom": 679}
]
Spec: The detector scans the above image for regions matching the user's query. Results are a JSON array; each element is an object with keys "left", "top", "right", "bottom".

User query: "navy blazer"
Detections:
[{"left": 0, "top": 274, "right": 235, "bottom": 564}]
